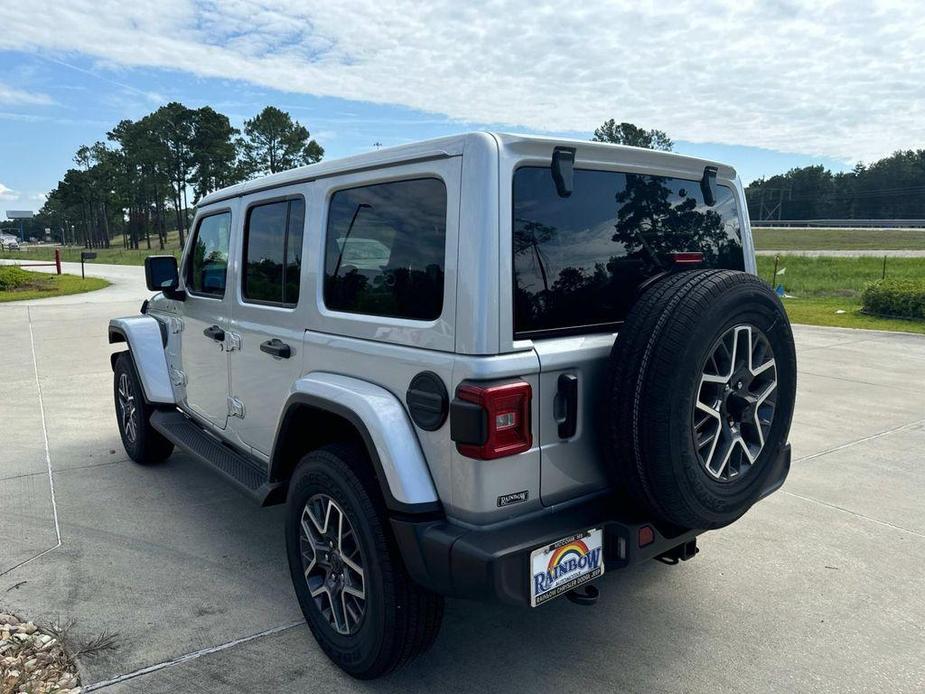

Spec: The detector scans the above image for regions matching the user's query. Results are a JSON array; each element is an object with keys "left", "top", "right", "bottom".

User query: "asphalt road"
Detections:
[{"left": 1, "top": 264, "right": 923, "bottom": 692}]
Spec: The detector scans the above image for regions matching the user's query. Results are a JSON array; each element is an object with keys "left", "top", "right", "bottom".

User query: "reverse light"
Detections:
[{"left": 451, "top": 381, "right": 532, "bottom": 460}]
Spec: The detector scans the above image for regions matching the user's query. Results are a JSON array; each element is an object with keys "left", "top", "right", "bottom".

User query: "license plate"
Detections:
[{"left": 530, "top": 528, "right": 604, "bottom": 607}]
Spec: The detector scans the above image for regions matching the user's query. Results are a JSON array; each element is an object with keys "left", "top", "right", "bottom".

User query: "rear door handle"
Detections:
[
  {"left": 203, "top": 325, "right": 225, "bottom": 342},
  {"left": 260, "top": 338, "right": 291, "bottom": 359},
  {"left": 556, "top": 373, "right": 578, "bottom": 439}
]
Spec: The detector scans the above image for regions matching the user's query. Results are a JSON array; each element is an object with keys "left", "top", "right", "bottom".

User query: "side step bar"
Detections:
[{"left": 150, "top": 410, "right": 281, "bottom": 505}]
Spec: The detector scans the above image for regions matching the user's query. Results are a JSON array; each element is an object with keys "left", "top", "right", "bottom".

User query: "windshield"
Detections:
[{"left": 512, "top": 166, "right": 745, "bottom": 338}]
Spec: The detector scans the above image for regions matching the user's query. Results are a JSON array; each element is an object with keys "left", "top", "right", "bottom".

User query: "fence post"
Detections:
[
  {"left": 771, "top": 255, "right": 780, "bottom": 285},
  {"left": 882, "top": 255, "right": 887, "bottom": 280},
  {"left": 55, "top": 248, "right": 62, "bottom": 275}
]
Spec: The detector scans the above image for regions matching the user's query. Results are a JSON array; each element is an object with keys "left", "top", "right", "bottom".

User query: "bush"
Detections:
[
  {"left": 862, "top": 279, "right": 925, "bottom": 320},
  {"left": 0, "top": 265, "right": 42, "bottom": 290}
]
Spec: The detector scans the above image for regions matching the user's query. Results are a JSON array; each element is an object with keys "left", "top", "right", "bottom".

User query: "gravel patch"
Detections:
[{"left": 1, "top": 613, "right": 85, "bottom": 693}]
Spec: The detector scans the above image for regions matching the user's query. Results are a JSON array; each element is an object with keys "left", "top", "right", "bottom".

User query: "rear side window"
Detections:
[
  {"left": 187, "top": 212, "right": 232, "bottom": 297},
  {"left": 513, "top": 167, "right": 744, "bottom": 338},
  {"left": 242, "top": 198, "right": 305, "bottom": 305},
  {"left": 324, "top": 178, "right": 446, "bottom": 321}
]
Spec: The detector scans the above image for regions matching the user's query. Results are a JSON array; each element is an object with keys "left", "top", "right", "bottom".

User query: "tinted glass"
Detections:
[
  {"left": 188, "top": 212, "right": 231, "bottom": 296},
  {"left": 324, "top": 178, "right": 446, "bottom": 320},
  {"left": 244, "top": 201, "right": 286, "bottom": 303},
  {"left": 285, "top": 199, "right": 304, "bottom": 304},
  {"left": 513, "top": 167, "right": 744, "bottom": 337},
  {"left": 242, "top": 198, "right": 305, "bottom": 305}
]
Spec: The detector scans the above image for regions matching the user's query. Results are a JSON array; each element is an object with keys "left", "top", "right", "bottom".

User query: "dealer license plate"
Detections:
[{"left": 529, "top": 528, "right": 604, "bottom": 607}]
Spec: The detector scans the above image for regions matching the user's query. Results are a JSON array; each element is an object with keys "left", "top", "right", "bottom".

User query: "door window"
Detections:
[
  {"left": 187, "top": 212, "right": 232, "bottom": 297},
  {"left": 242, "top": 198, "right": 305, "bottom": 306}
]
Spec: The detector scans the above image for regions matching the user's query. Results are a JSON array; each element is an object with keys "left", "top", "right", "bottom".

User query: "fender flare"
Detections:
[
  {"left": 108, "top": 316, "right": 175, "bottom": 405},
  {"left": 271, "top": 373, "right": 441, "bottom": 514}
]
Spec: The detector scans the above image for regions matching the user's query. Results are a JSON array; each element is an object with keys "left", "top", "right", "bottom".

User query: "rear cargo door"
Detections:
[
  {"left": 532, "top": 336, "right": 614, "bottom": 505},
  {"left": 511, "top": 165, "right": 746, "bottom": 505}
]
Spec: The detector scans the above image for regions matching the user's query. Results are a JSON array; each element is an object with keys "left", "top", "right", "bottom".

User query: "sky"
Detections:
[{"left": 1, "top": 0, "right": 923, "bottom": 221}]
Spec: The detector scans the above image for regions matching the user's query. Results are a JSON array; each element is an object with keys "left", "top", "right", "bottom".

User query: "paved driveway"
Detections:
[{"left": 0, "top": 266, "right": 923, "bottom": 692}]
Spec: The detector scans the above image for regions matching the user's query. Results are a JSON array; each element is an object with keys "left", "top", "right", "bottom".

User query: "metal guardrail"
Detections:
[{"left": 752, "top": 219, "right": 925, "bottom": 228}]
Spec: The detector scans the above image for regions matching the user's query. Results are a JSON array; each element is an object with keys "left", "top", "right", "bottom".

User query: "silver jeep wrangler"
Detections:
[{"left": 109, "top": 133, "right": 796, "bottom": 679}]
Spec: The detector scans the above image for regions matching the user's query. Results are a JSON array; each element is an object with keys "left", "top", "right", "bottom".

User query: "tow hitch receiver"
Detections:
[
  {"left": 655, "top": 539, "right": 699, "bottom": 565},
  {"left": 566, "top": 583, "right": 599, "bottom": 606}
]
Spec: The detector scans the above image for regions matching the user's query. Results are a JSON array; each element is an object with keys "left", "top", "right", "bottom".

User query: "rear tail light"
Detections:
[{"left": 451, "top": 381, "right": 532, "bottom": 460}]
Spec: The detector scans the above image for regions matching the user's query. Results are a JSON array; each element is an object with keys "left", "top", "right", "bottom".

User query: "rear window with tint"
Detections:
[{"left": 513, "top": 167, "right": 744, "bottom": 338}]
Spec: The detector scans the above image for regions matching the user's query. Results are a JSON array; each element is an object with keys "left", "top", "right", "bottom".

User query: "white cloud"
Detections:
[
  {"left": 0, "top": 183, "right": 19, "bottom": 200},
  {"left": 0, "top": 0, "right": 923, "bottom": 162},
  {"left": 0, "top": 81, "right": 54, "bottom": 106}
]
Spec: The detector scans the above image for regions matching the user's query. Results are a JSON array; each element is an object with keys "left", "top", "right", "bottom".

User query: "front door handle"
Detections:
[
  {"left": 203, "top": 325, "right": 225, "bottom": 342},
  {"left": 260, "top": 338, "right": 291, "bottom": 359}
]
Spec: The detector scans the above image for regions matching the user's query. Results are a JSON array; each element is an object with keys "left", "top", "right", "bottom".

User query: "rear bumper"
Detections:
[{"left": 392, "top": 443, "right": 790, "bottom": 606}]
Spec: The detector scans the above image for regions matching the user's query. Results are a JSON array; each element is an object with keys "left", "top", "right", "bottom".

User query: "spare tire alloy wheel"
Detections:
[
  {"left": 299, "top": 494, "right": 367, "bottom": 635},
  {"left": 695, "top": 324, "right": 777, "bottom": 482}
]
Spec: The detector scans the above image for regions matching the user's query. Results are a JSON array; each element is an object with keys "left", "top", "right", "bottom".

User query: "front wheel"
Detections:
[
  {"left": 285, "top": 445, "right": 444, "bottom": 679},
  {"left": 113, "top": 352, "right": 174, "bottom": 464}
]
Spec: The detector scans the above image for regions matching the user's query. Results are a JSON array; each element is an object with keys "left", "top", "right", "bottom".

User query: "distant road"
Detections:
[
  {"left": 756, "top": 250, "right": 925, "bottom": 257},
  {"left": 0, "top": 258, "right": 147, "bottom": 304}
]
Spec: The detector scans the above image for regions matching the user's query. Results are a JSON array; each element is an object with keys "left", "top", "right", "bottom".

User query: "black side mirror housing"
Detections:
[{"left": 144, "top": 255, "right": 185, "bottom": 301}]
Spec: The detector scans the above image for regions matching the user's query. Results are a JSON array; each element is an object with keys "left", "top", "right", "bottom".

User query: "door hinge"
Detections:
[
  {"left": 168, "top": 317, "right": 184, "bottom": 334},
  {"left": 169, "top": 367, "right": 187, "bottom": 387},
  {"left": 227, "top": 396, "right": 246, "bottom": 419},
  {"left": 225, "top": 332, "right": 242, "bottom": 352}
]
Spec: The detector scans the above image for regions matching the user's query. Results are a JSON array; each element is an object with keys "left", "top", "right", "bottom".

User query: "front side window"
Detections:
[
  {"left": 187, "top": 212, "right": 232, "bottom": 297},
  {"left": 513, "top": 167, "right": 744, "bottom": 337},
  {"left": 242, "top": 198, "right": 305, "bottom": 305},
  {"left": 324, "top": 178, "right": 447, "bottom": 320}
]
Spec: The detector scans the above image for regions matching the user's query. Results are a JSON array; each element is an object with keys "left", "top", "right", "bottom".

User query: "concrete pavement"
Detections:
[
  {"left": 0, "top": 269, "right": 923, "bottom": 692},
  {"left": 0, "top": 259, "right": 146, "bottom": 305}
]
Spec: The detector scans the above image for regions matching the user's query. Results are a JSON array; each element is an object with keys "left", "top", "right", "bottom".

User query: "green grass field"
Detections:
[
  {"left": 0, "top": 266, "right": 110, "bottom": 302},
  {"left": 753, "top": 227, "right": 925, "bottom": 251},
  {"left": 756, "top": 255, "right": 925, "bottom": 334},
  {"left": 0, "top": 242, "right": 181, "bottom": 266}
]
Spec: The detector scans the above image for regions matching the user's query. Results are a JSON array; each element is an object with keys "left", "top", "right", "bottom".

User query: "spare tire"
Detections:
[{"left": 607, "top": 269, "right": 796, "bottom": 529}]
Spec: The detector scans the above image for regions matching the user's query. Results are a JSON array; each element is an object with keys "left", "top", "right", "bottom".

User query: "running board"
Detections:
[{"left": 150, "top": 410, "right": 281, "bottom": 505}]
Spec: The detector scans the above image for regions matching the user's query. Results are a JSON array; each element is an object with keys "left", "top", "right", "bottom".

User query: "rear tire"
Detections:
[
  {"left": 113, "top": 352, "right": 174, "bottom": 464},
  {"left": 607, "top": 270, "right": 796, "bottom": 529},
  {"left": 285, "top": 444, "right": 444, "bottom": 679}
]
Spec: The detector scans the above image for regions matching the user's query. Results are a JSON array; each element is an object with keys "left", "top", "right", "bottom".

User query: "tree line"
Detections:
[
  {"left": 38, "top": 104, "right": 323, "bottom": 249},
  {"left": 744, "top": 151, "right": 925, "bottom": 221}
]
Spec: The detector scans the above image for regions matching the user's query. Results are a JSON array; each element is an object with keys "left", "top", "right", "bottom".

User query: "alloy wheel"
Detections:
[
  {"left": 299, "top": 494, "right": 367, "bottom": 635},
  {"left": 118, "top": 372, "right": 138, "bottom": 444},
  {"left": 693, "top": 324, "right": 778, "bottom": 481}
]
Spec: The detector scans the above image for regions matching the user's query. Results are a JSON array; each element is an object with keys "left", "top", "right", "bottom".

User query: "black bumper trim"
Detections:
[{"left": 392, "top": 443, "right": 790, "bottom": 606}]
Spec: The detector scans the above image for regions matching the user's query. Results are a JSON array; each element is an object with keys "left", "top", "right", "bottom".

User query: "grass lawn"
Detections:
[
  {"left": 0, "top": 266, "right": 110, "bottom": 302},
  {"left": 755, "top": 255, "right": 925, "bottom": 335},
  {"left": 753, "top": 227, "right": 925, "bottom": 251},
  {"left": 0, "top": 243, "right": 180, "bottom": 266}
]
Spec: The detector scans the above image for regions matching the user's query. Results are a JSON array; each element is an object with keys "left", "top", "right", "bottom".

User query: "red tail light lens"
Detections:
[
  {"left": 455, "top": 381, "right": 532, "bottom": 460},
  {"left": 671, "top": 251, "right": 704, "bottom": 265}
]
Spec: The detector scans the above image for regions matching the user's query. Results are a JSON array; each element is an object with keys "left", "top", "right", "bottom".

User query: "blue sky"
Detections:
[{"left": 2, "top": 1, "right": 922, "bottom": 220}]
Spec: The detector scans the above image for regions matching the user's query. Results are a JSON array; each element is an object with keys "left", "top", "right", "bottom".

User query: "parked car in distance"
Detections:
[{"left": 109, "top": 133, "right": 797, "bottom": 679}]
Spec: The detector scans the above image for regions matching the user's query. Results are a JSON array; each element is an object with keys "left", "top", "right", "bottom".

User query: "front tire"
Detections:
[
  {"left": 285, "top": 445, "right": 444, "bottom": 679},
  {"left": 113, "top": 352, "right": 174, "bottom": 464}
]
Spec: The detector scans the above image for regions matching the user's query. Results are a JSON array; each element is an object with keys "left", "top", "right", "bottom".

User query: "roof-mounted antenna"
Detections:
[
  {"left": 700, "top": 166, "right": 718, "bottom": 207},
  {"left": 551, "top": 147, "right": 576, "bottom": 198}
]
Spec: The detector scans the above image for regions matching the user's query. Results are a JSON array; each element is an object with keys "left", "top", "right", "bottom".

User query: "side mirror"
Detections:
[{"left": 144, "top": 255, "right": 184, "bottom": 300}]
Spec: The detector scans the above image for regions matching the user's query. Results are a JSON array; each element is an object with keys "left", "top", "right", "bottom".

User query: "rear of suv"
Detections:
[{"left": 110, "top": 132, "right": 795, "bottom": 678}]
